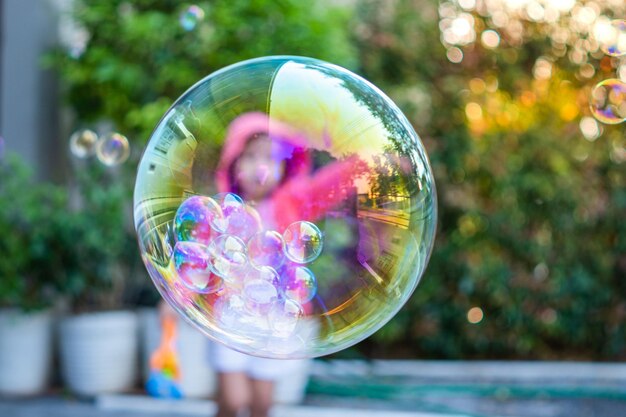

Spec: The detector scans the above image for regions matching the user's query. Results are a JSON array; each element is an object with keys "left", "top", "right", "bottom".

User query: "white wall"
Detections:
[{"left": 0, "top": 0, "right": 64, "bottom": 180}]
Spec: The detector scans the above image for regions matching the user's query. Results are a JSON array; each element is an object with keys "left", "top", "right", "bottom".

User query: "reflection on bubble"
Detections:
[
  {"left": 590, "top": 79, "right": 626, "bottom": 125},
  {"left": 174, "top": 241, "right": 221, "bottom": 293},
  {"left": 247, "top": 230, "right": 286, "bottom": 269},
  {"left": 598, "top": 20, "right": 626, "bottom": 57},
  {"left": 269, "top": 299, "right": 304, "bottom": 337},
  {"left": 180, "top": 5, "right": 205, "bottom": 31},
  {"left": 174, "top": 196, "right": 223, "bottom": 245},
  {"left": 69, "top": 129, "right": 98, "bottom": 158},
  {"left": 243, "top": 278, "right": 278, "bottom": 316},
  {"left": 283, "top": 221, "right": 323, "bottom": 264},
  {"left": 280, "top": 264, "right": 317, "bottom": 304},
  {"left": 211, "top": 194, "right": 261, "bottom": 240},
  {"left": 247, "top": 265, "right": 280, "bottom": 286},
  {"left": 207, "top": 234, "right": 248, "bottom": 281},
  {"left": 96, "top": 132, "right": 130, "bottom": 166}
]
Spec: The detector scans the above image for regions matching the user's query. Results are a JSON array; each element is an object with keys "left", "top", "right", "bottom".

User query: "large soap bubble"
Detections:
[{"left": 134, "top": 56, "right": 437, "bottom": 358}]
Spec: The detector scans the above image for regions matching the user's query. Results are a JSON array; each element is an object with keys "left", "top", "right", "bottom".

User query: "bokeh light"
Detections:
[
  {"left": 467, "top": 307, "right": 484, "bottom": 324},
  {"left": 597, "top": 19, "right": 626, "bottom": 57}
]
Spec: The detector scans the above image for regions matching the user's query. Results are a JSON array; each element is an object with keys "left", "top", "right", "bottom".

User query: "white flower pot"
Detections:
[
  {"left": 59, "top": 311, "right": 138, "bottom": 396},
  {"left": 139, "top": 308, "right": 310, "bottom": 403},
  {"left": 0, "top": 309, "right": 53, "bottom": 395},
  {"left": 139, "top": 308, "right": 216, "bottom": 398},
  {"left": 274, "top": 358, "right": 310, "bottom": 404}
]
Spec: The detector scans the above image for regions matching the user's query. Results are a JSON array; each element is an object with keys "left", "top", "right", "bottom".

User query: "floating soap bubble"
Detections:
[
  {"left": 173, "top": 241, "right": 221, "bottom": 293},
  {"left": 269, "top": 299, "right": 304, "bottom": 337},
  {"left": 134, "top": 56, "right": 437, "bottom": 358},
  {"left": 243, "top": 278, "right": 279, "bottom": 316},
  {"left": 598, "top": 20, "right": 626, "bottom": 57},
  {"left": 283, "top": 221, "right": 323, "bottom": 264},
  {"left": 69, "top": 129, "right": 98, "bottom": 158},
  {"left": 247, "top": 230, "right": 286, "bottom": 269},
  {"left": 96, "top": 132, "right": 130, "bottom": 166},
  {"left": 279, "top": 264, "right": 317, "bottom": 304},
  {"left": 590, "top": 79, "right": 626, "bottom": 125},
  {"left": 180, "top": 5, "right": 205, "bottom": 31},
  {"left": 207, "top": 234, "right": 248, "bottom": 282},
  {"left": 174, "top": 195, "right": 223, "bottom": 245},
  {"left": 211, "top": 193, "right": 262, "bottom": 240}
]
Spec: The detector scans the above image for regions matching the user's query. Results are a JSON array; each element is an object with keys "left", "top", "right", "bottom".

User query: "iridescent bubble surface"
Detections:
[
  {"left": 174, "top": 195, "right": 223, "bottom": 245},
  {"left": 599, "top": 20, "right": 626, "bottom": 57},
  {"left": 96, "top": 132, "right": 130, "bottom": 166},
  {"left": 247, "top": 230, "right": 286, "bottom": 269},
  {"left": 590, "top": 79, "right": 626, "bottom": 125},
  {"left": 279, "top": 264, "right": 317, "bottom": 304},
  {"left": 283, "top": 221, "right": 324, "bottom": 263},
  {"left": 134, "top": 56, "right": 437, "bottom": 358},
  {"left": 173, "top": 241, "right": 221, "bottom": 293},
  {"left": 180, "top": 5, "right": 205, "bottom": 31},
  {"left": 207, "top": 234, "right": 248, "bottom": 281},
  {"left": 69, "top": 129, "right": 98, "bottom": 158}
]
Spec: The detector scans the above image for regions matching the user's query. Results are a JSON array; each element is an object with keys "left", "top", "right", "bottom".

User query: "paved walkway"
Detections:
[
  {"left": 3, "top": 361, "right": 626, "bottom": 417},
  {"left": 0, "top": 396, "right": 467, "bottom": 417}
]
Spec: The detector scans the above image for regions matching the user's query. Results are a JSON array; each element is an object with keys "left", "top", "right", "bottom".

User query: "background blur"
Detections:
[{"left": 1, "top": 0, "right": 625, "bottom": 365}]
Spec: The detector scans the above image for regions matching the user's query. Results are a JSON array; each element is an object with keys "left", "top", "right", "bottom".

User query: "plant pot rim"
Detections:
[{"left": 60, "top": 310, "right": 137, "bottom": 321}]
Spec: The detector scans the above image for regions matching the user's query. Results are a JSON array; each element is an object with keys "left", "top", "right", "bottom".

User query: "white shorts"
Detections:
[{"left": 208, "top": 341, "right": 309, "bottom": 381}]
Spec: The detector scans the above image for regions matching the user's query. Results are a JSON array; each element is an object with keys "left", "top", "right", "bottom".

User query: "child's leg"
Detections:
[
  {"left": 250, "top": 378, "right": 274, "bottom": 417},
  {"left": 216, "top": 372, "right": 251, "bottom": 417}
]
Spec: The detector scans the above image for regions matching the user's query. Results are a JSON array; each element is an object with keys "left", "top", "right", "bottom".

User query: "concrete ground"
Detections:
[{"left": 2, "top": 361, "right": 626, "bottom": 417}]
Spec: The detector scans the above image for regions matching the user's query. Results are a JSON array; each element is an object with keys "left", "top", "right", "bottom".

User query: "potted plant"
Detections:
[
  {"left": 0, "top": 150, "right": 66, "bottom": 396},
  {"left": 56, "top": 159, "right": 141, "bottom": 396}
]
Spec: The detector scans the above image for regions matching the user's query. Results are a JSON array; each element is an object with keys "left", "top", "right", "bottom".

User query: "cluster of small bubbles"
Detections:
[
  {"left": 283, "top": 221, "right": 323, "bottom": 263},
  {"left": 211, "top": 193, "right": 262, "bottom": 240},
  {"left": 171, "top": 192, "right": 322, "bottom": 340},
  {"left": 247, "top": 231, "right": 286, "bottom": 269},
  {"left": 69, "top": 129, "right": 98, "bottom": 158},
  {"left": 180, "top": 5, "right": 205, "bottom": 31},
  {"left": 69, "top": 129, "right": 130, "bottom": 166},
  {"left": 96, "top": 132, "right": 130, "bottom": 166},
  {"left": 598, "top": 19, "right": 626, "bottom": 57},
  {"left": 174, "top": 196, "right": 224, "bottom": 245},
  {"left": 173, "top": 241, "right": 221, "bottom": 294},
  {"left": 590, "top": 78, "right": 626, "bottom": 125},
  {"left": 207, "top": 234, "right": 248, "bottom": 281}
]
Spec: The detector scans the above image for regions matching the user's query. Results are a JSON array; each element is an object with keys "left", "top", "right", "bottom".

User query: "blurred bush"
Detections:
[
  {"left": 354, "top": 0, "right": 626, "bottom": 360},
  {"left": 46, "top": 0, "right": 626, "bottom": 358},
  {"left": 47, "top": 0, "right": 357, "bottom": 142},
  {"left": 0, "top": 152, "right": 68, "bottom": 311},
  {"left": 57, "top": 162, "right": 139, "bottom": 312}
]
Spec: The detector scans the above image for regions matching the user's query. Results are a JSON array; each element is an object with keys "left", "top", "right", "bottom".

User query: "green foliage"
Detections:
[
  {"left": 55, "top": 161, "right": 139, "bottom": 312},
  {"left": 0, "top": 154, "right": 68, "bottom": 311},
  {"left": 355, "top": 0, "right": 626, "bottom": 360},
  {"left": 46, "top": 0, "right": 357, "bottom": 143}
]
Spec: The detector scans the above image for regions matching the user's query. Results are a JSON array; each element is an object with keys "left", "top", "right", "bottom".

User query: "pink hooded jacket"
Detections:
[{"left": 216, "top": 112, "right": 368, "bottom": 232}]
